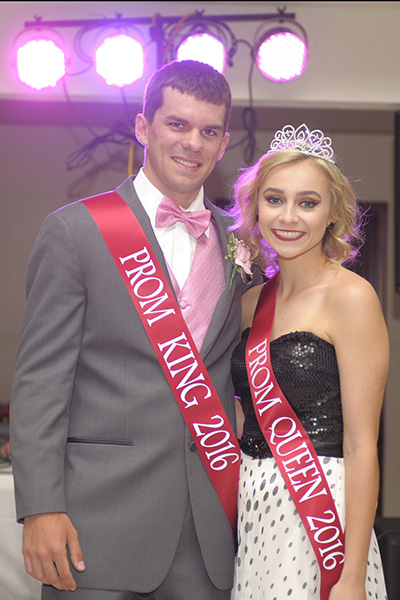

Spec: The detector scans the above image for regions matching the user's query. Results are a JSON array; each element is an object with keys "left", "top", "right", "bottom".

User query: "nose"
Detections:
[
  {"left": 279, "top": 202, "right": 298, "bottom": 224},
  {"left": 182, "top": 129, "right": 203, "bottom": 152}
]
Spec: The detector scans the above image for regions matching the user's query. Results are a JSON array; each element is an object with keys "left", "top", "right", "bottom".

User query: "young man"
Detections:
[{"left": 10, "top": 60, "right": 258, "bottom": 600}]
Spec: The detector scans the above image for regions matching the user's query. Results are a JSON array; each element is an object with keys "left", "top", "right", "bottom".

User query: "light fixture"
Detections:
[
  {"left": 14, "top": 29, "right": 66, "bottom": 90},
  {"left": 176, "top": 32, "right": 227, "bottom": 74},
  {"left": 16, "top": 10, "right": 308, "bottom": 91},
  {"left": 160, "top": 14, "right": 237, "bottom": 73},
  {"left": 95, "top": 34, "right": 144, "bottom": 86},
  {"left": 254, "top": 21, "right": 308, "bottom": 82}
]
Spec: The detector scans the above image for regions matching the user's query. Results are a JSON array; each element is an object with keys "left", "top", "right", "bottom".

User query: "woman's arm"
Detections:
[{"left": 329, "top": 274, "right": 389, "bottom": 600}]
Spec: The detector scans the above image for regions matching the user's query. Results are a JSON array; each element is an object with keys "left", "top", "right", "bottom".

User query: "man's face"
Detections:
[{"left": 135, "top": 87, "right": 230, "bottom": 209}]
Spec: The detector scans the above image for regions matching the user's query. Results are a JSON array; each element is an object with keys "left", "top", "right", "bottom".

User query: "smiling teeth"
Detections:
[
  {"left": 174, "top": 158, "right": 200, "bottom": 168},
  {"left": 275, "top": 230, "right": 303, "bottom": 239}
]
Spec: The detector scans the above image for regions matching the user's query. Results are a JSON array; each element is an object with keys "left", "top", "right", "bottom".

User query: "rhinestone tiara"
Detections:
[{"left": 269, "top": 123, "right": 335, "bottom": 164}]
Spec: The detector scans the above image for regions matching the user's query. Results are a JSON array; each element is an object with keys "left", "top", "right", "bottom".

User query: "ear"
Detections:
[
  {"left": 135, "top": 113, "right": 149, "bottom": 147},
  {"left": 217, "top": 133, "right": 230, "bottom": 161},
  {"left": 326, "top": 207, "right": 335, "bottom": 229}
]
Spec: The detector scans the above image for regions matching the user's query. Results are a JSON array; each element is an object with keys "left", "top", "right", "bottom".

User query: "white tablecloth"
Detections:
[{"left": 0, "top": 463, "right": 41, "bottom": 600}]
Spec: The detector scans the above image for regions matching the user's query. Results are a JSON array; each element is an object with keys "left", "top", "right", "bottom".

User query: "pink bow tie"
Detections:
[{"left": 155, "top": 196, "right": 211, "bottom": 239}]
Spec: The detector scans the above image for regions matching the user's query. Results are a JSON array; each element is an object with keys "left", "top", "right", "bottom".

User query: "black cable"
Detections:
[{"left": 65, "top": 120, "right": 138, "bottom": 170}]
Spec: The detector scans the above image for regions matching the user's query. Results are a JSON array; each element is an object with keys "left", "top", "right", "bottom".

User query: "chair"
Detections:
[{"left": 374, "top": 516, "right": 400, "bottom": 600}]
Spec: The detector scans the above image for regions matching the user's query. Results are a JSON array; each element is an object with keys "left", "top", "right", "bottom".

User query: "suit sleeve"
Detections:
[{"left": 10, "top": 209, "right": 86, "bottom": 521}]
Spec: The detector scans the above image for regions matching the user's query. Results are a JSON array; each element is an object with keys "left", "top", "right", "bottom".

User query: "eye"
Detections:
[
  {"left": 264, "top": 195, "right": 283, "bottom": 205},
  {"left": 169, "top": 121, "right": 185, "bottom": 129},
  {"left": 300, "top": 199, "right": 318, "bottom": 208},
  {"left": 203, "top": 128, "right": 218, "bottom": 137}
]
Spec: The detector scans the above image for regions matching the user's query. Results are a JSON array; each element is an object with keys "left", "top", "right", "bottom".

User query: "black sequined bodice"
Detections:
[{"left": 232, "top": 329, "right": 343, "bottom": 458}]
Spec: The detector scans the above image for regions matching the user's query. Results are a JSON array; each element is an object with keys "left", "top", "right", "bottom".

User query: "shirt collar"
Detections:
[{"left": 133, "top": 168, "right": 206, "bottom": 227}]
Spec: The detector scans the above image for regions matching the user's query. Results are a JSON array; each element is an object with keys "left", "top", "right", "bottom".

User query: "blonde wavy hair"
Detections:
[{"left": 229, "top": 150, "right": 365, "bottom": 276}]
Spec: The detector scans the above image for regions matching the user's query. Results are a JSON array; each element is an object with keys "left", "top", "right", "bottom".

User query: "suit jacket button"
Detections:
[{"left": 189, "top": 440, "right": 196, "bottom": 452}]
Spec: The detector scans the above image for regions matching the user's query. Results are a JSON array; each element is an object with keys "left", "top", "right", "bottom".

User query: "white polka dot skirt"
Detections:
[{"left": 231, "top": 453, "right": 388, "bottom": 599}]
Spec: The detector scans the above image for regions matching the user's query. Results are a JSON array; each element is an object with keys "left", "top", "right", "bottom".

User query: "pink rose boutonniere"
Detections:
[{"left": 226, "top": 232, "right": 253, "bottom": 290}]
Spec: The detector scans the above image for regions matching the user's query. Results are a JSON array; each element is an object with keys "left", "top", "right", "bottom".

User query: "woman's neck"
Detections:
[{"left": 276, "top": 253, "right": 336, "bottom": 298}]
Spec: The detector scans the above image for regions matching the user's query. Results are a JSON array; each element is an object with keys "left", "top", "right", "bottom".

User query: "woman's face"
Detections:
[{"left": 257, "top": 160, "right": 334, "bottom": 262}]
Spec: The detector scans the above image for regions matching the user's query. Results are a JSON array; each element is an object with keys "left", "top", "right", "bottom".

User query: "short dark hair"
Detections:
[{"left": 143, "top": 60, "right": 232, "bottom": 131}]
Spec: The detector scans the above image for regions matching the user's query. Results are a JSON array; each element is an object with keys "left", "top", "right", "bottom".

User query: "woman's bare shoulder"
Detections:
[
  {"left": 328, "top": 267, "right": 380, "bottom": 311},
  {"left": 325, "top": 266, "right": 386, "bottom": 341}
]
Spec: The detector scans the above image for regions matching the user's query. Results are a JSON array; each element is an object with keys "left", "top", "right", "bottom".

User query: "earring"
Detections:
[{"left": 327, "top": 222, "right": 335, "bottom": 230}]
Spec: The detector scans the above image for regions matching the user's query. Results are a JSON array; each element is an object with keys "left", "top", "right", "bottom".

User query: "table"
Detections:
[{"left": 0, "top": 462, "right": 41, "bottom": 600}]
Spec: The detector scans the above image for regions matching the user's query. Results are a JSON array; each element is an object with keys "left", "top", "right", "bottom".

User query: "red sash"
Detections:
[
  {"left": 246, "top": 274, "right": 345, "bottom": 599},
  {"left": 82, "top": 191, "right": 240, "bottom": 533}
]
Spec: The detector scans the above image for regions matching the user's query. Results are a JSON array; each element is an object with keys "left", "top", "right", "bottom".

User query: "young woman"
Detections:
[{"left": 229, "top": 125, "right": 389, "bottom": 599}]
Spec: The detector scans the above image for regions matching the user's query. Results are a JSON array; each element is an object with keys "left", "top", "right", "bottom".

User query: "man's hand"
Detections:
[
  {"left": 23, "top": 513, "right": 85, "bottom": 591},
  {"left": 0, "top": 440, "right": 10, "bottom": 459}
]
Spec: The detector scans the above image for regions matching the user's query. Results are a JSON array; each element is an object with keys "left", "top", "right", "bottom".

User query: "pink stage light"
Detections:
[
  {"left": 257, "top": 30, "right": 308, "bottom": 82},
  {"left": 176, "top": 33, "right": 226, "bottom": 74},
  {"left": 95, "top": 35, "right": 144, "bottom": 87},
  {"left": 16, "top": 39, "right": 65, "bottom": 90}
]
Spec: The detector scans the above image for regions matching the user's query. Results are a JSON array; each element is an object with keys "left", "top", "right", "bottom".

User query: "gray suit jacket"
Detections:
[{"left": 10, "top": 176, "right": 254, "bottom": 592}]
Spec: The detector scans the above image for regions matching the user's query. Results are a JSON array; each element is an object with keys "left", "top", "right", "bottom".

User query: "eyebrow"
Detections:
[
  {"left": 165, "top": 114, "right": 224, "bottom": 131},
  {"left": 263, "top": 187, "right": 322, "bottom": 199}
]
